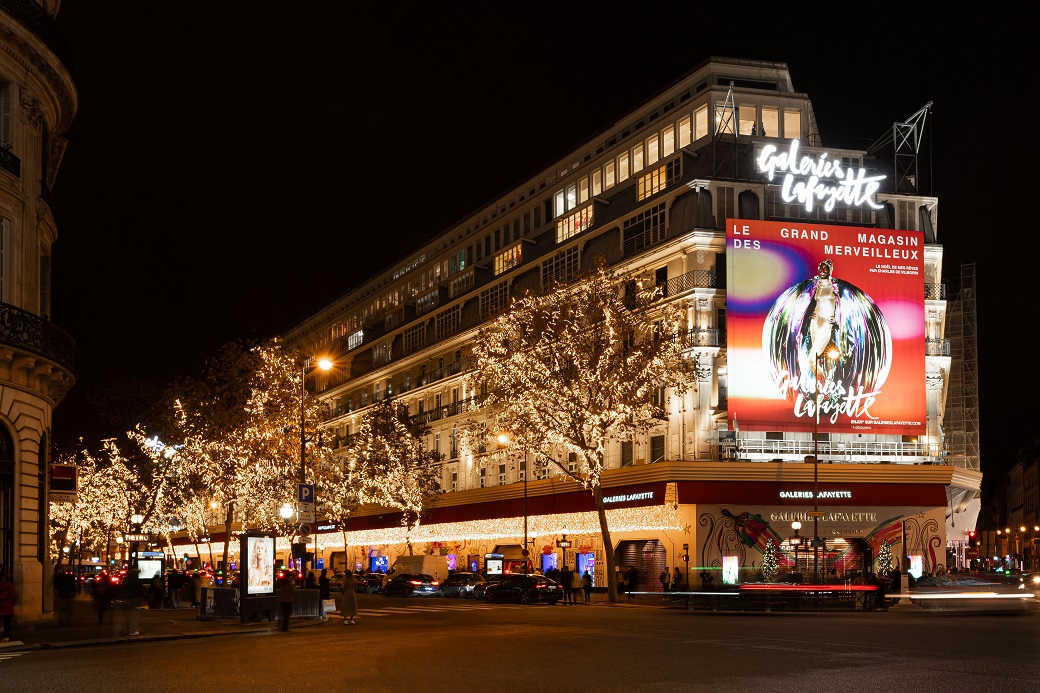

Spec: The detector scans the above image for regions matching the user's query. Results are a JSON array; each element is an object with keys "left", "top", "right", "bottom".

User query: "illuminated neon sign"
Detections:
[{"left": 757, "top": 140, "right": 885, "bottom": 212}]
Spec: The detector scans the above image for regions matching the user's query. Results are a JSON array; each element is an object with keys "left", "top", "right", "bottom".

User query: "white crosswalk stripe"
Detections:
[
  {"left": 0, "top": 652, "right": 26, "bottom": 663},
  {"left": 358, "top": 604, "right": 500, "bottom": 617}
]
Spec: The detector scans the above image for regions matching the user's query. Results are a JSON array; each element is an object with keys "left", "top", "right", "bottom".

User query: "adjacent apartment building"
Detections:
[{"left": 0, "top": 0, "right": 77, "bottom": 621}]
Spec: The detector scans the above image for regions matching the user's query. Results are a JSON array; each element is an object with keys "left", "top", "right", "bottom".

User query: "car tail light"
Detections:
[
  {"left": 409, "top": 580, "right": 422, "bottom": 586},
  {"left": 431, "top": 581, "right": 439, "bottom": 586}
]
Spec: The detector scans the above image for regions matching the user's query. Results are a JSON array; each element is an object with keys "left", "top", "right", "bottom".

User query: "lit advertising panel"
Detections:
[
  {"left": 726, "top": 219, "right": 925, "bottom": 435},
  {"left": 245, "top": 536, "right": 275, "bottom": 595}
]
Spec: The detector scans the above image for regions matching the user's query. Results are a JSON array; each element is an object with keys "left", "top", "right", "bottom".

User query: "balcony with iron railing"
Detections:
[
  {"left": 662, "top": 269, "right": 717, "bottom": 297},
  {"left": 926, "top": 338, "right": 950, "bottom": 357},
  {"left": 0, "top": 301, "right": 75, "bottom": 371},
  {"left": 924, "top": 283, "right": 946, "bottom": 301}
]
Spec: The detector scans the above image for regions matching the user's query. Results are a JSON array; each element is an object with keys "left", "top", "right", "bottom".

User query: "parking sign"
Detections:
[{"left": 298, "top": 483, "right": 314, "bottom": 504}]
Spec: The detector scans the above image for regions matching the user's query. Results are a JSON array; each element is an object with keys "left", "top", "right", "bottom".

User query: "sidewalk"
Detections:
[
  {"left": 0, "top": 594, "right": 324, "bottom": 652},
  {"left": 0, "top": 590, "right": 671, "bottom": 653}
]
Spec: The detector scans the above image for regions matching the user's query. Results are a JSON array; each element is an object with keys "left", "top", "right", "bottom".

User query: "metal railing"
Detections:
[
  {"left": 718, "top": 436, "right": 943, "bottom": 464},
  {"left": 0, "top": 301, "right": 75, "bottom": 370}
]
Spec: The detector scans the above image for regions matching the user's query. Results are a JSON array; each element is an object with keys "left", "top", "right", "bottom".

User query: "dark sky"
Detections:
[{"left": 48, "top": 6, "right": 1028, "bottom": 478}]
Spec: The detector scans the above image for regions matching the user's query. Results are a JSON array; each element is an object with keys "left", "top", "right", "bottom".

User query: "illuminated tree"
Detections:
[
  {"left": 350, "top": 399, "right": 442, "bottom": 554},
  {"left": 174, "top": 339, "right": 333, "bottom": 566},
  {"left": 876, "top": 539, "right": 893, "bottom": 578},
  {"left": 761, "top": 539, "right": 779, "bottom": 582},
  {"left": 468, "top": 262, "right": 695, "bottom": 602}
]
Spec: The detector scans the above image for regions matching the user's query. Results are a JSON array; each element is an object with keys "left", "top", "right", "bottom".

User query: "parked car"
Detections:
[
  {"left": 484, "top": 574, "right": 562, "bottom": 605},
  {"left": 439, "top": 572, "right": 487, "bottom": 598},
  {"left": 470, "top": 574, "right": 506, "bottom": 601},
  {"left": 383, "top": 573, "right": 442, "bottom": 597},
  {"left": 356, "top": 573, "right": 386, "bottom": 594},
  {"left": 328, "top": 573, "right": 346, "bottom": 592}
]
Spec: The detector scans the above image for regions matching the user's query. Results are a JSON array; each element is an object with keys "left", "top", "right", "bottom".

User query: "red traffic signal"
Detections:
[
  {"left": 968, "top": 530, "right": 977, "bottom": 548},
  {"left": 681, "top": 553, "right": 689, "bottom": 562}
]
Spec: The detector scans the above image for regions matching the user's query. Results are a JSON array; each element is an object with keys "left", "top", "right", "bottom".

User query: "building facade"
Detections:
[
  {"left": 0, "top": 1, "right": 77, "bottom": 621},
  {"left": 266, "top": 57, "right": 981, "bottom": 587}
]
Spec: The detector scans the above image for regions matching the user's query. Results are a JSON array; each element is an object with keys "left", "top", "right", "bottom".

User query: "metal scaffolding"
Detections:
[{"left": 945, "top": 263, "right": 980, "bottom": 472}]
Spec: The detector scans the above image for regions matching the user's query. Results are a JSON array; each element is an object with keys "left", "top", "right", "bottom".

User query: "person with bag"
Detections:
[
  {"left": 318, "top": 569, "right": 333, "bottom": 623},
  {"left": 570, "top": 566, "right": 583, "bottom": 604},
  {"left": 340, "top": 571, "right": 358, "bottom": 625}
]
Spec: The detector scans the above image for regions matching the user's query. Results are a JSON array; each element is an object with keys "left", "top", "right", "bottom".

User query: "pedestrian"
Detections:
[
  {"left": 581, "top": 570, "right": 592, "bottom": 603},
  {"left": 875, "top": 570, "right": 888, "bottom": 611},
  {"left": 570, "top": 566, "right": 583, "bottom": 604},
  {"left": 53, "top": 567, "right": 77, "bottom": 625},
  {"left": 660, "top": 567, "right": 670, "bottom": 597},
  {"left": 305, "top": 571, "right": 317, "bottom": 590},
  {"left": 191, "top": 570, "right": 203, "bottom": 608},
  {"left": 673, "top": 567, "right": 684, "bottom": 593},
  {"left": 0, "top": 569, "right": 17, "bottom": 644},
  {"left": 276, "top": 571, "right": 296, "bottom": 631},
  {"left": 626, "top": 565, "right": 640, "bottom": 601},
  {"left": 340, "top": 571, "right": 358, "bottom": 625},
  {"left": 93, "top": 572, "right": 113, "bottom": 625},
  {"left": 121, "top": 568, "right": 143, "bottom": 636},
  {"left": 166, "top": 570, "right": 182, "bottom": 608},
  {"left": 149, "top": 571, "right": 164, "bottom": 609},
  {"left": 559, "top": 565, "right": 574, "bottom": 605},
  {"left": 318, "top": 569, "right": 331, "bottom": 623}
]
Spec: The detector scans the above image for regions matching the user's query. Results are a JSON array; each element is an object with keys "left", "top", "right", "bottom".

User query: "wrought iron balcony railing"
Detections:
[{"left": 0, "top": 301, "right": 75, "bottom": 370}]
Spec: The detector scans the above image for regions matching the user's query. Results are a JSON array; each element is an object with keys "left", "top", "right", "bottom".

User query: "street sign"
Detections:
[
  {"left": 966, "top": 548, "right": 979, "bottom": 558},
  {"left": 299, "top": 523, "right": 313, "bottom": 538},
  {"left": 298, "top": 483, "right": 315, "bottom": 504},
  {"left": 124, "top": 533, "right": 149, "bottom": 542},
  {"left": 298, "top": 508, "right": 315, "bottom": 523},
  {"left": 556, "top": 540, "right": 571, "bottom": 548}
]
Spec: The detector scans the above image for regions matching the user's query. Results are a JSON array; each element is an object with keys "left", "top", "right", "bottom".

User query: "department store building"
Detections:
[{"left": 272, "top": 56, "right": 980, "bottom": 587}]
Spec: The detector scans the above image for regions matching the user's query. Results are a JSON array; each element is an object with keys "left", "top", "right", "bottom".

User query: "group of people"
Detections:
[
  {"left": 545, "top": 565, "right": 592, "bottom": 604},
  {"left": 277, "top": 568, "right": 357, "bottom": 631},
  {"left": 659, "top": 566, "right": 693, "bottom": 596}
]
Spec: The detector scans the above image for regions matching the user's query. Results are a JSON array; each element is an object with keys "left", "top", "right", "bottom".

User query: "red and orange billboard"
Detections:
[{"left": 725, "top": 219, "right": 925, "bottom": 435}]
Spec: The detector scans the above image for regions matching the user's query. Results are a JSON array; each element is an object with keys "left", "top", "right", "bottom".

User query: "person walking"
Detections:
[
  {"left": 340, "top": 571, "right": 358, "bottom": 625},
  {"left": 625, "top": 565, "right": 640, "bottom": 601},
  {"left": 559, "top": 565, "right": 574, "bottom": 605},
  {"left": 570, "top": 566, "right": 583, "bottom": 604},
  {"left": 660, "top": 567, "right": 671, "bottom": 597},
  {"left": 191, "top": 570, "right": 203, "bottom": 608},
  {"left": 318, "top": 569, "right": 331, "bottom": 623},
  {"left": 166, "top": 570, "right": 182, "bottom": 608},
  {"left": 276, "top": 571, "right": 296, "bottom": 631},
  {"left": 53, "top": 567, "right": 77, "bottom": 625},
  {"left": 93, "top": 573, "right": 113, "bottom": 625},
  {"left": 0, "top": 569, "right": 18, "bottom": 644},
  {"left": 121, "top": 568, "right": 143, "bottom": 636},
  {"left": 581, "top": 570, "right": 592, "bottom": 603}
]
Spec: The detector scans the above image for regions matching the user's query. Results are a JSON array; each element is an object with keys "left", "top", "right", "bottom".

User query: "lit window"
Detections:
[
  {"left": 646, "top": 134, "right": 659, "bottom": 165},
  {"left": 694, "top": 105, "right": 709, "bottom": 140},
  {"left": 662, "top": 125, "right": 675, "bottom": 156},
  {"left": 715, "top": 103, "right": 735, "bottom": 135},
  {"left": 678, "top": 116, "right": 691, "bottom": 148},
  {"left": 761, "top": 107, "right": 779, "bottom": 137},
  {"left": 592, "top": 169, "right": 602, "bottom": 196},
  {"left": 632, "top": 143, "right": 644, "bottom": 173},
  {"left": 579, "top": 177, "right": 589, "bottom": 204},
  {"left": 618, "top": 151, "right": 629, "bottom": 182},
  {"left": 738, "top": 105, "right": 756, "bottom": 135},
  {"left": 783, "top": 109, "right": 801, "bottom": 139},
  {"left": 566, "top": 182, "right": 577, "bottom": 211},
  {"left": 605, "top": 160, "right": 615, "bottom": 189}
]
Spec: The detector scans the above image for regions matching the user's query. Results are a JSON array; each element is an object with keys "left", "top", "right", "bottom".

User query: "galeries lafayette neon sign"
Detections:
[{"left": 757, "top": 140, "right": 885, "bottom": 212}]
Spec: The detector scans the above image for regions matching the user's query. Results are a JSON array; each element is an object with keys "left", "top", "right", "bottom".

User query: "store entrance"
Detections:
[{"left": 614, "top": 539, "right": 668, "bottom": 592}]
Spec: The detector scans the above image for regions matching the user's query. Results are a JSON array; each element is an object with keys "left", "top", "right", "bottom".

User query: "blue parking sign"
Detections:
[{"left": 298, "top": 483, "right": 314, "bottom": 504}]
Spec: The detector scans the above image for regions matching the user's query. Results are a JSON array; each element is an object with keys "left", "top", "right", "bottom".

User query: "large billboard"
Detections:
[{"left": 726, "top": 219, "right": 925, "bottom": 435}]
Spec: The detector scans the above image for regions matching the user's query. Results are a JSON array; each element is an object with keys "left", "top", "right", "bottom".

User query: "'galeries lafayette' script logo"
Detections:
[{"left": 757, "top": 140, "right": 885, "bottom": 212}]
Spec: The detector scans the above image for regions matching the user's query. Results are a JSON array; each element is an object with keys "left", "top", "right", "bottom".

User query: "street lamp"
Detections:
[
  {"left": 496, "top": 431, "right": 529, "bottom": 571},
  {"left": 299, "top": 356, "right": 332, "bottom": 574},
  {"left": 130, "top": 513, "right": 144, "bottom": 568},
  {"left": 810, "top": 344, "right": 841, "bottom": 583},
  {"left": 790, "top": 521, "right": 802, "bottom": 578}
]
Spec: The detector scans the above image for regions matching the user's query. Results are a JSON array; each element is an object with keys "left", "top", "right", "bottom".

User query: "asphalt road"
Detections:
[{"left": 4, "top": 594, "right": 1039, "bottom": 692}]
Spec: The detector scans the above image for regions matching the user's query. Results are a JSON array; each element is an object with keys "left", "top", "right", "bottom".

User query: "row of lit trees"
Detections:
[{"left": 52, "top": 264, "right": 695, "bottom": 602}]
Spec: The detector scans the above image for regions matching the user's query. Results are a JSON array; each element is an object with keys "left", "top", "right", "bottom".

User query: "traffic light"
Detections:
[
  {"left": 681, "top": 553, "right": 689, "bottom": 563},
  {"left": 968, "top": 530, "right": 977, "bottom": 547}
]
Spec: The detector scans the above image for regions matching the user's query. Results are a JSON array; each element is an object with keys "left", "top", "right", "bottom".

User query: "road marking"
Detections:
[
  {"left": 360, "top": 604, "right": 499, "bottom": 616},
  {"left": 0, "top": 652, "right": 26, "bottom": 663}
]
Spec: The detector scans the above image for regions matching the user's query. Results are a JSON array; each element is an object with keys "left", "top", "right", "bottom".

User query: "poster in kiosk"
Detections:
[{"left": 239, "top": 533, "right": 277, "bottom": 623}]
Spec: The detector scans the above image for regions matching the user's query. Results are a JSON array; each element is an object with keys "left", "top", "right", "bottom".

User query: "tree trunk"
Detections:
[
  {"left": 341, "top": 529, "right": 350, "bottom": 572},
  {"left": 592, "top": 484, "right": 620, "bottom": 603},
  {"left": 221, "top": 504, "right": 233, "bottom": 569}
]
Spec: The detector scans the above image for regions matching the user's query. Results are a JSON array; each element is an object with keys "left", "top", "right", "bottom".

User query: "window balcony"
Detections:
[{"left": 0, "top": 301, "right": 75, "bottom": 370}]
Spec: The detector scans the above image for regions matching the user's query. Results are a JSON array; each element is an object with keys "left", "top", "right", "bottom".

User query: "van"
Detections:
[{"left": 387, "top": 555, "right": 450, "bottom": 583}]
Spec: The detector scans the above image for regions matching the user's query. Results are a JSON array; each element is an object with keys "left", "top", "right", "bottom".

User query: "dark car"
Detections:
[
  {"left": 470, "top": 574, "right": 506, "bottom": 600},
  {"left": 439, "top": 572, "right": 487, "bottom": 598},
  {"left": 328, "top": 573, "right": 346, "bottom": 592},
  {"left": 356, "top": 573, "right": 385, "bottom": 594},
  {"left": 484, "top": 574, "right": 562, "bottom": 605},
  {"left": 383, "top": 573, "right": 442, "bottom": 597}
]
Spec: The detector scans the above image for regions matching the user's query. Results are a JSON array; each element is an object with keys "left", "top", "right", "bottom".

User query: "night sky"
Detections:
[{"left": 47, "top": 7, "right": 1028, "bottom": 487}]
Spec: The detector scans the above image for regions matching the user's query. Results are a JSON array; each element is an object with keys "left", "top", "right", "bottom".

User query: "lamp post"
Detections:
[
  {"left": 299, "top": 356, "right": 332, "bottom": 575},
  {"left": 130, "top": 513, "right": 144, "bottom": 568},
  {"left": 810, "top": 345, "right": 841, "bottom": 583},
  {"left": 790, "top": 521, "right": 802, "bottom": 578},
  {"left": 496, "top": 431, "right": 529, "bottom": 572}
]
